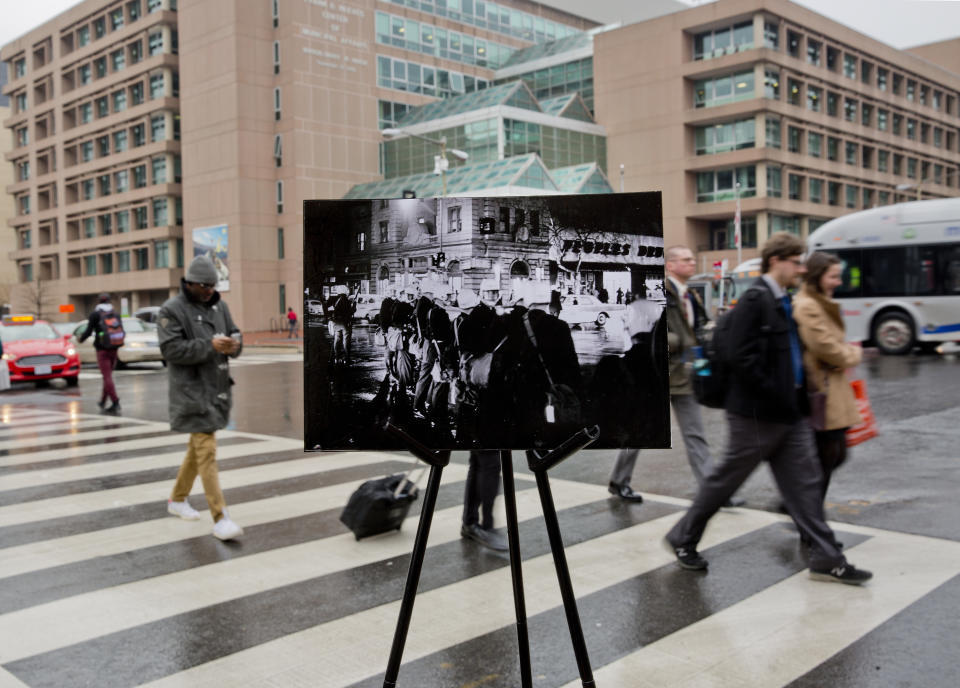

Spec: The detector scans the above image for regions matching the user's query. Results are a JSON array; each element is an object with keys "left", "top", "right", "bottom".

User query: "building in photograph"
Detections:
[{"left": 595, "top": 0, "right": 960, "bottom": 270}]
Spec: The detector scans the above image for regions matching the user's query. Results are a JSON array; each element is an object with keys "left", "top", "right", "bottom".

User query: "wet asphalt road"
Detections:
[{"left": 2, "top": 344, "right": 960, "bottom": 687}]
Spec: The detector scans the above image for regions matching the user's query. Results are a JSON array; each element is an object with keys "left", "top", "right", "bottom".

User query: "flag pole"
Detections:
[{"left": 734, "top": 181, "right": 742, "bottom": 267}]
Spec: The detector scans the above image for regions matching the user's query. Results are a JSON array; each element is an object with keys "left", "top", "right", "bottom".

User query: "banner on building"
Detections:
[
  {"left": 303, "top": 193, "right": 668, "bottom": 452},
  {"left": 191, "top": 224, "right": 230, "bottom": 292}
]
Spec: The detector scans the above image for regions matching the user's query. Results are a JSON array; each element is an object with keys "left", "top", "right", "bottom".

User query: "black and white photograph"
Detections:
[{"left": 304, "top": 192, "right": 669, "bottom": 451}]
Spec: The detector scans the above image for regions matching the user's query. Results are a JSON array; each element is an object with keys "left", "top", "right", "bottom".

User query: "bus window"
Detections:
[
  {"left": 833, "top": 249, "right": 862, "bottom": 298},
  {"left": 941, "top": 247, "right": 960, "bottom": 294}
]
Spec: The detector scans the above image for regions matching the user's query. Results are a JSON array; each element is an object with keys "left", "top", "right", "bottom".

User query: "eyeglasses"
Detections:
[
  {"left": 186, "top": 280, "right": 215, "bottom": 289},
  {"left": 786, "top": 258, "right": 804, "bottom": 266}
]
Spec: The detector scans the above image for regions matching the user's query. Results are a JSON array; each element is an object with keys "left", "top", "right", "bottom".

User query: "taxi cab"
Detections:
[{"left": 0, "top": 315, "right": 81, "bottom": 387}]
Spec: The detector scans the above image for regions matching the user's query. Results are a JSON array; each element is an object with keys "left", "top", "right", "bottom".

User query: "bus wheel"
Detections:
[{"left": 873, "top": 312, "right": 914, "bottom": 355}]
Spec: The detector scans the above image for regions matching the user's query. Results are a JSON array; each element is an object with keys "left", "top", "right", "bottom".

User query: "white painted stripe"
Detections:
[
  {"left": 0, "top": 667, "right": 30, "bottom": 688},
  {"left": 0, "top": 452, "right": 428, "bottom": 579},
  {"left": 0, "top": 417, "right": 149, "bottom": 438},
  {"left": 0, "top": 475, "right": 604, "bottom": 663},
  {"left": 0, "top": 423, "right": 178, "bottom": 451},
  {"left": 141, "top": 508, "right": 778, "bottom": 688},
  {"left": 0, "top": 451, "right": 373, "bottom": 528},
  {"left": 0, "top": 412, "right": 69, "bottom": 427},
  {"left": 0, "top": 437, "right": 302, "bottom": 492},
  {"left": 562, "top": 531, "right": 960, "bottom": 688},
  {"left": 0, "top": 432, "right": 187, "bottom": 469}
]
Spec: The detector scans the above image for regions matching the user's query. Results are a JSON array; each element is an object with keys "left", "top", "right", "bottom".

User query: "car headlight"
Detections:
[
  {"left": 66, "top": 347, "right": 77, "bottom": 356},
  {"left": 1, "top": 353, "right": 14, "bottom": 361},
  {"left": 127, "top": 342, "right": 145, "bottom": 348}
]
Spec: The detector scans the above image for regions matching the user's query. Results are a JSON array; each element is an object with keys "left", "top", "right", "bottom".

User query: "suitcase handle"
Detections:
[{"left": 394, "top": 463, "right": 427, "bottom": 499}]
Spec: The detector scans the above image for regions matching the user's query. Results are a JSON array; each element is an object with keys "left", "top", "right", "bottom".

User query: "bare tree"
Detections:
[{"left": 15, "top": 279, "right": 56, "bottom": 319}]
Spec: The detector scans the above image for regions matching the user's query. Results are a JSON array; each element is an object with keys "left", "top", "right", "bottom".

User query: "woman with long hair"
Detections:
[{"left": 793, "top": 252, "right": 863, "bottom": 504}]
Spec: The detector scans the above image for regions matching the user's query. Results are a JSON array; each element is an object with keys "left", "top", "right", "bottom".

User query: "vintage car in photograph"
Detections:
[
  {"left": 354, "top": 295, "right": 384, "bottom": 323},
  {"left": 527, "top": 294, "right": 625, "bottom": 328},
  {"left": 0, "top": 315, "right": 81, "bottom": 386},
  {"left": 71, "top": 317, "right": 164, "bottom": 366}
]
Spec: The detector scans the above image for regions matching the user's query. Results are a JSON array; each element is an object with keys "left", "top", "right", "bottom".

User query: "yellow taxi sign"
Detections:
[{"left": 2, "top": 314, "right": 35, "bottom": 324}]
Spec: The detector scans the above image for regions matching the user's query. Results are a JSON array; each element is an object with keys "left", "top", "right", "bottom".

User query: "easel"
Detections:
[{"left": 382, "top": 422, "right": 600, "bottom": 688}]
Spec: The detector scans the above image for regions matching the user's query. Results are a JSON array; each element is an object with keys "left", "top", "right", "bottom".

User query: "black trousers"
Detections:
[
  {"left": 814, "top": 428, "right": 849, "bottom": 501},
  {"left": 462, "top": 450, "right": 501, "bottom": 530}
]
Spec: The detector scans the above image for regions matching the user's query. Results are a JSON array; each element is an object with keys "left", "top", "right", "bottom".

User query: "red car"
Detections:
[{"left": 0, "top": 315, "right": 81, "bottom": 387}]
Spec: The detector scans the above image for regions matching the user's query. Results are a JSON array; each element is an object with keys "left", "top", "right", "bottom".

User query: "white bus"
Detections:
[{"left": 807, "top": 198, "right": 960, "bottom": 355}]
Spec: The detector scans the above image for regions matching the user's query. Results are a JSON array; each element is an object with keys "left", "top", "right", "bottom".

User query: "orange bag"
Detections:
[{"left": 846, "top": 379, "right": 878, "bottom": 447}]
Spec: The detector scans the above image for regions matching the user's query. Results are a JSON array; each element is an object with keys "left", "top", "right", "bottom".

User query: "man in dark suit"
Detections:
[{"left": 665, "top": 233, "right": 872, "bottom": 585}]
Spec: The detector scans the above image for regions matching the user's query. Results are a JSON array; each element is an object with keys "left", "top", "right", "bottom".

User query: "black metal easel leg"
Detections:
[
  {"left": 534, "top": 469, "right": 596, "bottom": 688},
  {"left": 500, "top": 450, "right": 533, "bottom": 688},
  {"left": 382, "top": 423, "right": 451, "bottom": 688}
]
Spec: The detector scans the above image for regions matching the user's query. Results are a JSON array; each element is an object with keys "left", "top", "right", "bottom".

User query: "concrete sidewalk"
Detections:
[{"left": 243, "top": 329, "right": 303, "bottom": 352}]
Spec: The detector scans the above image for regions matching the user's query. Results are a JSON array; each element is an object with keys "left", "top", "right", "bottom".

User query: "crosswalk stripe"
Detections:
[
  {"left": 0, "top": 468, "right": 592, "bottom": 664},
  {"left": 0, "top": 422, "right": 176, "bottom": 452},
  {"left": 560, "top": 529, "right": 960, "bottom": 688},
  {"left": 0, "top": 411, "right": 73, "bottom": 427},
  {"left": 0, "top": 459, "right": 430, "bottom": 580},
  {"left": 0, "top": 450, "right": 367, "bottom": 528},
  {"left": 0, "top": 417, "right": 149, "bottom": 438}
]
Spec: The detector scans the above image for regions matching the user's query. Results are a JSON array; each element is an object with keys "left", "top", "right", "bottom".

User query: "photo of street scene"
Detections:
[{"left": 304, "top": 193, "right": 669, "bottom": 451}]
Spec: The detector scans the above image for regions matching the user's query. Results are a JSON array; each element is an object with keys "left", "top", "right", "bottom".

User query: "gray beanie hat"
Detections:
[{"left": 186, "top": 255, "right": 219, "bottom": 284}]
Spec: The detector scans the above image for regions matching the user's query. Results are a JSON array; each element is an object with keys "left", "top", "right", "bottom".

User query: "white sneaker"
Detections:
[
  {"left": 167, "top": 499, "right": 200, "bottom": 520},
  {"left": 213, "top": 517, "right": 244, "bottom": 541}
]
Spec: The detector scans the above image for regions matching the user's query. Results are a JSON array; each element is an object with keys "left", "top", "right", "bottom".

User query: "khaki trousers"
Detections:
[{"left": 170, "top": 432, "right": 226, "bottom": 522}]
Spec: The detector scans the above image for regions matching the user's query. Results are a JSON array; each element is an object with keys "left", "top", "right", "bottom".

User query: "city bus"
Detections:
[
  {"left": 808, "top": 198, "right": 960, "bottom": 355},
  {"left": 688, "top": 258, "right": 763, "bottom": 317}
]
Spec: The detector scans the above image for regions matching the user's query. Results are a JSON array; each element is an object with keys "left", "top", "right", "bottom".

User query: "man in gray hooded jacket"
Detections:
[{"left": 160, "top": 255, "right": 244, "bottom": 540}]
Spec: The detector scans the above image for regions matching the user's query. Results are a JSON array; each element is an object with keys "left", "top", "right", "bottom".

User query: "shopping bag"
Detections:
[{"left": 846, "top": 379, "right": 878, "bottom": 447}]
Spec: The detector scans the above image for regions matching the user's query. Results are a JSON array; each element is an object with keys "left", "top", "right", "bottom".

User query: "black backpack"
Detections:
[
  {"left": 99, "top": 311, "right": 125, "bottom": 348},
  {"left": 692, "top": 285, "right": 767, "bottom": 409},
  {"left": 333, "top": 294, "right": 353, "bottom": 322}
]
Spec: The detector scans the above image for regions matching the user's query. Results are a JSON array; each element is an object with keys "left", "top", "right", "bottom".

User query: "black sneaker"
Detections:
[
  {"left": 105, "top": 401, "right": 121, "bottom": 416},
  {"left": 663, "top": 537, "right": 708, "bottom": 570},
  {"left": 809, "top": 563, "right": 873, "bottom": 585},
  {"left": 461, "top": 524, "right": 508, "bottom": 552}
]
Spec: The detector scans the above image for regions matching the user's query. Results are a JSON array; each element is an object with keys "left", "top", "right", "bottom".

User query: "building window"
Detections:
[
  {"left": 272, "top": 0, "right": 279, "bottom": 27},
  {"left": 99, "top": 174, "right": 111, "bottom": 196},
  {"left": 920, "top": 123, "right": 929, "bottom": 144},
  {"left": 694, "top": 71, "right": 754, "bottom": 108},
  {"left": 764, "top": 69, "right": 779, "bottom": 100},
  {"left": 693, "top": 21, "right": 753, "bottom": 60},
  {"left": 863, "top": 146, "right": 873, "bottom": 169},
  {"left": 695, "top": 118, "right": 755, "bottom": 154},
  {"left": 809, "top": 178, "right": 823, "bottom": 203},
  {"left": 117, "top": 209, "right": 130, "bottom": 232},
  {"left": 95, "top": 57, "right": 107, "bottom": 79},
  {"left": 98, "top": 135, "right": 110, "bottom": 156},
  {"left": 787, "top": 78, "right": 801, "bottom": 106},
  {"left": 77, "top": 27, "right": 90, "bottom": 48},
  {"left": 131, "top": 82, "right": 144, "bottom": 105},
  {"left": 766, "top": 116, "right": 781, "bottom": 148},
  {"left": 806, "top": 85, "right": 821, "bottom": 111},
  {"left": 112, "top": 48, "right": 125, "bottom": 72},
  {"left": 877, "top": 109, "right": 888, "bottom": 131},
  {"left": 153, "top": 198, "right": 168, "bottom": 226},
  {"left": 155, "top": 240, "right": 170, "bottom": 268},
  {"left": 906, "top": 79, "right": 916, "bottom": 102},
  {"left": 789, "top": 174, "right": 803, "bottom": 201},
  {"left": 96, "top": 96, "right": 109, "bottom": 118},
  {"left": 16, "top": 127, "right": 28, "bottom": 147},
  {"left": 769, "top": 214, "right": 801, "bottom": 235},
  {"left": 846, "top": 184, "right": 858, "bottom": 208},
  {"left": 697, "top": 166, "right": 757, "bottom": 202},
  {"left": 18, "top": 194, "right": 31, "bottom": 216},
  {"left": 18, "top": 160, "right": 30, "bottom": 181},
  {"left": 133, "top": 164, "right": 147, "bottom": 188},
  {"left": 149, "top": 31, "right": 164, "bottom": 56},
  {"left": 861, "top": 103, "right": 872, "bottom": 127},
  {"left": 274, "top": 87, "right": 281, "bottom": 120},
  {"left": 132, "top": 123, "right": 145, "bottom": 146},
  {"left": 130, "top": 40, "right": 143, "bottom": 64},
  {"left": 113, "top": 89, "right": 127, "bottom": 112},
  {"left": 878, "top": 149, "right": 889, "bottom": 172},
  {"left": 845, "top": 141, "right": 858, "bottom": 165},
  {"left": 115, "top": 169, "right": 129, "bottom": 193},
  {"left": 807, "top": 131, "right": 822, "bottom": 158},
  {"left": 893, "top": 154, "right": 903, "bottom": 175},
  {"left": 148, "top": 0, "right": 163, "bottom": 13},
  {"left": 82, "top": 179, "right": 95, "bottom": 200},
  {"left": 151, "top": 114, "right": 166, "bottom": 141},
  {"left": 85, "top": 255, "right": 98, "bottom": 276},
  {"left": 83, "top": 217, "right": 96, "bottom": 238},
  {"left": 129, "top": 1, "right": 141, "bottom": 21},
  {"left": 907, "top": 157, "right": 917, "bottom": 179},
  {"left": 117, "top": 250, "right": 131, "bottom": 272},
  {"left": 276, "top": 180, "right": 283, "bottom": 213},
  {"left": 788, "top": 126, "right": 801, "bottom": 153},
  {"left": 892, "top": 114, "right": 902, "bottom": 136},
  {"left": 892, "top": 72, "right": 902, "bottom": 95},
  {"left": 274, "top": 134, "right": 282, "bottom": 167},
  {"left": 934, "top": 128, "right": 943, "bottom": 148},
  {"left": 79, "top": 64, "right": 91, "bottom": 85},
  {"left": 763, "top": 21, "right": 779, "bottom": 50},
  {"left": 278, "top": 283, "right": 286, "bottom": 314},
  {"left": 448, "top": 205, "right": 462, "bottom": 232},
  {"left": 81, "top": 141, "right": 93, "bottom": 162},
  {"left": 94, "top": 17, "right": 106, "bottom": 39},
  {"left": 827, "top": 91, "right": 838, "bottom": 117},
  {"left": 787, "top": 30, "right": 801, "bottom": 58},
  {"left": 134, "top": 247, "right": 149, "bottom": 269},
  {"left": 861, "top": 61, "right": 872, "bottom": 84},
  {"left": 844, "top": 98, "right": 857, "bottom": 122},
  {"left": 356, "top": 231, "right": 365, "bottom": 252},
  {"left": 277, "top": 227, "right": 284, "bottom": 258},
  {"left": 273, "top": 40, "right": 280, "bottom": 74},
  {"left": 826, "top": 45, "right": 839, "bottom": 71},
  {"left": 843, "top": 54, "right": 857, "bottom": 79},
  {"left": 877, "top": 67, "right": 888, "bottom": 91},
  {"left": 80, "top": 102, "right": 92, "bottom": 124},
  {"left": 114, "top": 129, "right": 128, "bottom": 152},
  {"left": 150, "top": 73, "right": 165, "bottom": 99},
  {"left": 863, "top": 188, "right": 874, "bottom": 207},
  {"left": 806, "top": 39, "right": 821, "bottom": 66},
  {"left": 766, "top": 165, "right": 782, "bottom": 198},
  {"left": 827, "top": 137, "right": 840, "bottom": 162},
  {"left": 102, "top": 253, "right": 114, "bottom": 274},
  {"left": 378, "top": 221, "right": 389, "bottom": 243},
  {"left": 152, "top": 156, "right": 167, "bottom": 183},
  {"left": 15, "top": 92, "right": 27, "bottom": 112},
  {"left": 134, "top": 206, "right": 148, "bottom": 229}
]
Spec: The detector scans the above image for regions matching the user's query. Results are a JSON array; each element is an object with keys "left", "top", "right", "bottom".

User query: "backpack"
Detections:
[
  {"left": 333, "top": 295, "right": 353, "bottom": 323},
  {"left": 100, "top": 312, "right": 125, "bottom": 348},
  {"left": 692, "top": 285, "right": 765, "bottom": 409}
]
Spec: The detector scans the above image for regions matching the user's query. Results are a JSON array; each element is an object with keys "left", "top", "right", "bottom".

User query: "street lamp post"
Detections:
[{"left": 382, "top": 128, "right": 469, "bottom": 271}]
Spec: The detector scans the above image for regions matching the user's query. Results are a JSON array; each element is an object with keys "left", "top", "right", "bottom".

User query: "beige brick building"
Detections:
[{"left": 595, "top": 0, "right": 960, "bottom": 271}]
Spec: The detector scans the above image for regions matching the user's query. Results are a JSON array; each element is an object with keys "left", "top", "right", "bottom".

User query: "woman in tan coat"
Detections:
[{"left": 794, "top": 252, "right": 863, "bottom": 503}]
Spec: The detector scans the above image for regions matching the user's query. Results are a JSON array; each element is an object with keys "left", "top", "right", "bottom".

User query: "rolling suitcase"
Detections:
[{"left": 340, "top": 467, "right": 424, "bottom": 540}]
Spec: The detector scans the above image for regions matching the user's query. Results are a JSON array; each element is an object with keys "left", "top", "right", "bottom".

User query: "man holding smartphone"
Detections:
[{"left": 159, "top": 255, "right": 245, "bottom": 540}]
